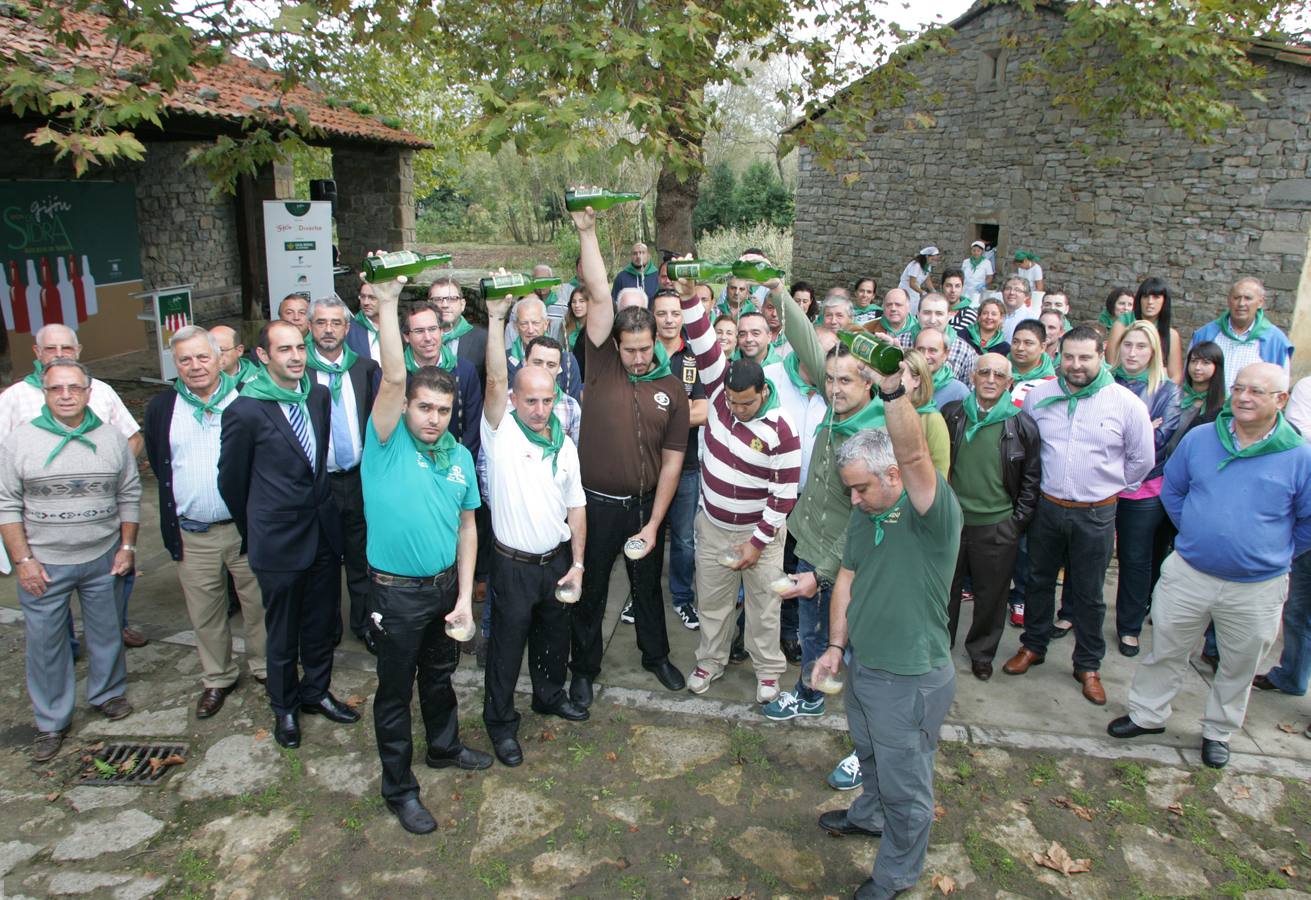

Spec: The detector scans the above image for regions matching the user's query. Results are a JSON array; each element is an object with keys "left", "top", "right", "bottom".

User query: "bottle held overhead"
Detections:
[
  {"left": 666, "top": 259, "right": 785, "bottom": 284},
  {"left": 564, "top": 188, "right": 642, "bottom": 212},
  {"left": 362, "top": 251, "right": 453, "bottom": 283},
  {"left": 838, "top": 330, "right": 904, "bottom": 376},
  {"left": 479, "top": 272, "right": 563, "bottom": 300}
]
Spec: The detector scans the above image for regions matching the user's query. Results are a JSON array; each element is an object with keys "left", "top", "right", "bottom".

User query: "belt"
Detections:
[
  {"left": 1041, "top": 492, "right": 1117, "bottom": 509},
  {"left": 584, "top": 489, "right": 655, "bottom": 509},
  {"left": 494, "top": 539, "right": 567, "bottom": 566},
  {"left": 329, "top": 467, "right": 360, "bottom": 479},
  {"left": 369, "top": 565, "right": 455, "bottom": 587},
  {"left": 179, "top": 517, "right": 233, "bottom": 533}
]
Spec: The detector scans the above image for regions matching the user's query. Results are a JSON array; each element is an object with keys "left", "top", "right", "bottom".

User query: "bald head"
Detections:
[
  {"left": 1237, "top": 361, "right": 1288, "bottom": 392},
  {"left": 209, "top": 325, "right": 245, "bottom": 377},
  {"left": 973, "top": 352, "right": 1011, "bottom": 405},
  {"left": 514, "top": 363, "right": 555, "bottom": 395},
  {"left": 510, "top": 360, "right": 558, "bottom": 435}
]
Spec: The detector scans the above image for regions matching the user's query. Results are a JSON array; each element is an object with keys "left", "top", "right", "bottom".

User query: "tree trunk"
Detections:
[{"left": 655, "top": 164, "right": 700, "bottom": 256}]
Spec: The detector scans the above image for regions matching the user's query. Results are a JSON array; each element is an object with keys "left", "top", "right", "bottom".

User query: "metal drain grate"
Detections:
[{"left": 75, "top": 742, "right": 189, "bottom": 786}]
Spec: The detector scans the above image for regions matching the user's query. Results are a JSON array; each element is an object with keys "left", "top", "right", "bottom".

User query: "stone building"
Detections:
[
  {"left": 791, "top": 0, "right": 1311, "bottom": 360},
  {"left": 0, "top": 5, "right": 427, "bottom": 375}
]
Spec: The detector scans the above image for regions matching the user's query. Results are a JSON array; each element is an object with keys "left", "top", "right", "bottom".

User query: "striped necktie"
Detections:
[{"left": 288, "top": 402, "right": 314, "bottom": 471}]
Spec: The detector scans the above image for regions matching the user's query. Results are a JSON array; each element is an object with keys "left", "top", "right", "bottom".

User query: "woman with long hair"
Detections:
[
  {"left": 563, "top": 284, "right": 589, "bottom": 382},
  {"left": 958, "top": 297, "right": 1009, "bottom": 356},
  {"left": 1108, "top": 276, "right": 1184, "bottom": 383},
  {"left": 1098, "top": 286, "right": 1135, "bottom": 331},
  {"left": 901, "top": 349, "right": 952, "bottom": 478},
  {"left": 1110, "top": 321, "right": 1181, "bottom": 656}
]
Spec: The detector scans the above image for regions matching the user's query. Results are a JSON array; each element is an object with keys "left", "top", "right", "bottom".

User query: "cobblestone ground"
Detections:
[{"left": 0, "top": 622, "right": 1308, "bottom": 899}]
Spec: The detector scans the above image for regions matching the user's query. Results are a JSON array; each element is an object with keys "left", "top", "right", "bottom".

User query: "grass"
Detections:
[
  {"left": 617, "top": 873, "right": 647, "bottom": 898},
  {"left": 1216, "top": 854, "right": 1287, "bottom": 897},
  {"left": 238, "top": 785, "right": 283, "bottom": 812},
  {"left": 1106, "top": 797, "right": 1153, "bottom": 825},
  {"left": 964, "top": 829, "right": 1019, "bottom": 882},
  {"left": 1114, "top": 760, "right": 1149, "bottom": 790},
  {"left": 956, "top": 761, "right": 977, "bottom": 782},
  {"left": 1070, "top": 788, "right": 1096, "bottom": 807},
  {"left": 176, "top": 848, "right": 216, "bottom": 884},
  {"left": 728, "top": 727, "right": 769, "bottom": 769},
  {"left": 472, "top": 859, "right": 511, "bottom": 890},
  {"left": 1027, "top": 758, "right": 1060, "bottom": 785},
  {"left": 278, "top": 746, "right": 303, "bottom": 779}
]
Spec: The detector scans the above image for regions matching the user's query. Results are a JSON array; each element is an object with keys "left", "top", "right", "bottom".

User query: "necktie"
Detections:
[
  {"left": 288, "top": 402, "right": 314, "bottom": 471},
  {"left": 330, "top": 389, "right": 355, "bottom": 471}
]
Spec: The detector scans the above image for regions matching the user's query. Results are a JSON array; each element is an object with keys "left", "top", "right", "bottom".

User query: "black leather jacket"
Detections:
[{"left": 940, "top": 399, "right": 1043, "bottom": 531}]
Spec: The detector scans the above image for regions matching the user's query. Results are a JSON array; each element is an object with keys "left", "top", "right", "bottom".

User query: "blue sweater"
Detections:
[
  {"left": 1190, "top": 319, "right": 1294, "bottom": 369},
  {"left": 1163, "top": 423, "right": 1311, "bottom": 582}
]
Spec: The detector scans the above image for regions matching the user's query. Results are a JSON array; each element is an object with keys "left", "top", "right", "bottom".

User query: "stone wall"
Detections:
[
  {"left": 792, "top": 4, "right": 1311, "bottom": 340},
  {"left": 332, "top": 144, "right": 416, "bottom": 302},
  {"left": 0, "top": 124, "right": 243, "bottom": 324}
]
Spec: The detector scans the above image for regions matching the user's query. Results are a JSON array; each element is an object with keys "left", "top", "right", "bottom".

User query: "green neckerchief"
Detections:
[
  {"left": 1098, "top": 309, "right": 1116, "bottom": 329},
  {"left": 1111, "top": 364, "right": 1149, "bottom": 384},
  {"left": 1012, "top": 353, "right": 1056, "bottom": 383},
  {"left": 963, "top": 391, "right": 1020, "bottom": 442},
  {"left": 1061, "top": 315, "right": 1072, "bottom": 332},
  {"left": 509, "top": 337, "right": 527, "bottom": 365},
  {"left": 818, "top": 396, "right": 886, "bottom": 439},
  {"left": 932, "top": 362, "right": 953, "bottom": 394},
  {"left": 869, "top": 490, "right": 907, "bottom": 546},
  {"left": 445, "top": 316, "right": 474, "bottom": 343},
  {"left": 404, "top": 343, "right": 455, "bottom": 373},
  {"left": 770, "top": 331, "right": 789, "bottom": 350},
  {"left": 853, "top": 303, "right": 881, "bottom": 318},
  {"left": 353, "top": 310, "right": 377, "bottom": 336},
  {"left": 731, "top": 345, "right": 783, "bottom": 369},
  {"left": 950, "top": 296, "right": 972, "bottom": 311},
  {"left": 406, "top": 420, "right": 458, "bottom": 470},
  {"left": 32, "top": 405, "right": 103, "bottom": 466},
  {"left": 782, "top": 351, "right": 817, "bottom": 398},
  {"left": 966, "top": 257, "right": 986, "bottom": 272},
  {"left": 1214, "top": 402, "right": 1304, "bottom": 471},
  {"left": 629, "top": 341, "right": 672, "bottom": 383},
  {"left": 965, "top": 322, "right": 1005, "bottom": 352},
  {"left": 23, "top": 361, "right": 43, "bottom": 389},
  {"left": 234, "top": 356, "right": 261, "bottom": 384},
  {"left": 751, "top": 379, "right": 781, "bottom": 420},
  {"left": 714, "top": 298, "right": 758, "bottom": 320},
  {"left": 174, "top": 371, "right": 237, "bottom": 422},
  {"left": 239, "top": 368, "right": 312, "bottom": 422},
  {"left": 620, "top": 260, "right": 657, "bottom": 279},
  {"left": 510, "top": 409, "right": 565, "bottom": 473},
  {"left": 304, "top": 339, "right": 359, "bottom": 401},
  {"left": 880, "top": 316, "right": 915, "bottom": 337},
  {"left": 1217, "top": 309, "right": 1271, "bottom": 344},
  {"left": 1179, "top": 383, "right": 1210, "bottom": 410},
  {"left": 1034, "top": 364, "right": 1114, "bottom": 416},
  {"left": 915, "top": 401, "right": 937, "bottom": 415},
  {"left": 1117, "top": 312, "right": 1136, "bottom": 328},
  {"left": 565, "top": 327, "right": 581, "bottom": 349}
]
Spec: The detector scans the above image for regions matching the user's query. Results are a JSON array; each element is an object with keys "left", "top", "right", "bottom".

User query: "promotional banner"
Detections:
[
  {"left": 1, "top": 181, "right": 145, "bottom": 370},
  {"left": 139, "top": 285, "right": 193, "bottom": 381},
  {"left": 263, "top": 200, "right": 333, "bottom": 319}
]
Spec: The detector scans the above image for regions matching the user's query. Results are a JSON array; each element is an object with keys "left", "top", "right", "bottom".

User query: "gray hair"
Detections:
[
  {"left": 835, "top": 427, "right": 896, "bottom": 480},
  {"left": 616, "top": 287, "right": 647, "bottom": 310},
  {"left": 1003, "top": 276, "right": 1031, "bottom": 297},
  {"left": 1232, "top": 276, "right": 1266, "bottom": 300},
  {"left": 42, "top": 357, "right": 91, "bottom": 387},
  {"left": 309, "top": 293, "right": 348, "bottom": 318},
  {"left": 33, "top": 324, "right": 79, "bottom": 348},
  {"left": 513, "top": 295, "right": 547, "bottom": 322},
  {"left": 822, "top": 295, "right": 854, "bottom": 317},
  {"left": 169, "top": 325, "right": 220, "bottom": 355}
]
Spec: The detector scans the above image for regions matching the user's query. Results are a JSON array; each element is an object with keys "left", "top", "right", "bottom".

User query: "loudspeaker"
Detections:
[{"left": 310, "top": 179, "right": 337, "bottom": 213}]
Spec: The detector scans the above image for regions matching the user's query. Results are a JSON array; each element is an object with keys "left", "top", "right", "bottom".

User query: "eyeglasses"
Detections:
[{"left": 44, "top": 384, "right": 88, "bottom": 395}]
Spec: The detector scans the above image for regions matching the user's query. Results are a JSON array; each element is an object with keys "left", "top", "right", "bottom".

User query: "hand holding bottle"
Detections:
[
  {"left": 361, "top": 250, "right": 407, "bottom": 305},
  {"left": 567, "top": 186, "right": 598, "bottom": 233}
]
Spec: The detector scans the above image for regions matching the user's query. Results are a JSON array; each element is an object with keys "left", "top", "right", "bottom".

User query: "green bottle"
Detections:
[
  {"left": 666, "top": 259, "right": 785, "bottom": 283},
  {"left": 480, "top": 272, "right": 563, "bottom": 299},
  {"left": 564, "top": 189, "right": 642, "bottom": 212},
  {"left": 838, "top": 330, "right": 904, "bottom": 376},
  {"left": 361, "top": 251, "right": 452, "bottom": 283}
]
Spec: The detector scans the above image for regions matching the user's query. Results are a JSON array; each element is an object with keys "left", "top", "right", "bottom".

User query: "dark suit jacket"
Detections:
[
  {"left": 142, "top": 390, "right": 186, "bottom": 561},
  {"left": 454, "top": 325, "right": 488, "bottom": 387},
  {"left": 218, "top": 384, "right": 344, "bottom": 571},
  {"left": 345, "top": 320, "right": 374, "bottom": 362},
  {"left": 312, "top": 356, "right": 381, "bottom": 448}
]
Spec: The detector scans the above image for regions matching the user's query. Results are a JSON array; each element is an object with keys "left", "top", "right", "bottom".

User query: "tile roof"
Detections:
[{"left": 0, "top": 6, "right": 431, "bottom": 149}]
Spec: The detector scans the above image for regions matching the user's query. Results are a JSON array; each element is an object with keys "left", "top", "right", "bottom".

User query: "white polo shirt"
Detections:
[
  {"left": 0, "top": 378, "right": 139, "bottom": 443},
  {"left": 481, "top": 413, "right": 585, "bottom": 554}
]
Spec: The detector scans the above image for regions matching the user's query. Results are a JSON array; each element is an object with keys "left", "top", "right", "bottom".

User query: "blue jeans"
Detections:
[
  {"left": 793, "top": 557, "right": 831, "bottom": 703},
  {"left": 1008, "top": 535, "right": 1028, "bottom": 605},
  {"left": 1264, "top": 551, "right": 1311, "bottom": 694},
  {"left": 1114, "top": 497, "right": 1167, "bottom": 639},
  {"left": 666, "top": 469, "right": 699, "bottom": 610}
]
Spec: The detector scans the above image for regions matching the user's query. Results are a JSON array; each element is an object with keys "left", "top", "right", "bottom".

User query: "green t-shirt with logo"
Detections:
[
  {"left": 361, "top": 418, "right": 481, "bottom": 577},
  {"left": 842, "top": 473, "right": 962, "bottom": 675}
]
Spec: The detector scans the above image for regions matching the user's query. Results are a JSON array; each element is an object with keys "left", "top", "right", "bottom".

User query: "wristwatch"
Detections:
[
  {"left": 878, "top": 384, "right": 906, "bottom": 403},
  {"left": 120, "top": 544, "right": 137, "bottom": 553}
]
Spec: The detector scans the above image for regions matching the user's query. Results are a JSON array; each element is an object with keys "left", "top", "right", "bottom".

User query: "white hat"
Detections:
[
  {"left": 920, "top": 245, "right": 940, "bottom": 256},
  {"left": 970, "top": 240, "right": 986, "bottom": 249}
]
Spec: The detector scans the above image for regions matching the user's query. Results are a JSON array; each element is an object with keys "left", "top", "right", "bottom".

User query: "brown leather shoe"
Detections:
[
  {"left": 196, "top": 683, "right": 237, "bottom": 719},
  {"left": 1003, "top": 648, "right": 1045, "bottom": 675},
  {"left": 121, "top": 627, "right": 149, "bottom": 648},
  {"left": 1074, "top": 670, "right": 1106, "bottom": 705}
]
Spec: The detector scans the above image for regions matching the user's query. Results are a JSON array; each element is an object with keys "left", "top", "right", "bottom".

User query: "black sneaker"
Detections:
[
  {"left": 676, "top": 605, "right": 700, "bottom": 631},
  {"left": 620, "top": 601, "right": 635, "bottom": 624},
  {"left": 729, "top": 634, "right": 748, "bottom": 663}
]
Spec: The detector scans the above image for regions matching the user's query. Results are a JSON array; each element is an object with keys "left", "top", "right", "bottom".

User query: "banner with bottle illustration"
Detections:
[
  {"left": 1, "top": 181, "right": 145, "bottom": 371},
  {"left": 140, "top": 285, "right": 193, "bottom": 381},
  {"left": 263, "top": 200, "right": 334, "bottom": 319}
]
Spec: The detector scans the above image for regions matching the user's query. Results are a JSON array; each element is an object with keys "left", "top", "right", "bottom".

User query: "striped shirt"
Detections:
[
  {"left": 169, "top": 389, "right": 237, "bottom": 523},
  {"left": 1022, "top": 378, "right": 1154, "bottom": 502},
  {"left": 681, "top": 292, "right": 801, "bottom": 548}
]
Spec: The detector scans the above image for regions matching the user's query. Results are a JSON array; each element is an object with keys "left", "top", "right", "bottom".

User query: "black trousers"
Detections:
[
  {"left": 253, "top": 541, "right": 341, "bottom": 715},
  {"left": 1020, "top": 498, "right": 1117, "bottom": 672},
  {"left": 329, "top": 468, "right": 370, "bottom": 639},
  {"left": 948, "top": 520, "right": 1022, "bottom": 664},
  {"left": 371, "top": 568, "right": 461, "bottom": 803},
  {"left": 483, "top": 544, "right": 570, "bottom": 741},
  {"left": 572, "top": 493, "right": 670, "bottom": 678},
  {"left": 474, "top": 503, "right": 492, "bottom": 584}
]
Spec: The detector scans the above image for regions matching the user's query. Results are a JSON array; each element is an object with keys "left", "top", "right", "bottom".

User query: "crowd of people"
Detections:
[{"left": 1, "top": 195, "right": 1308, "bottom": 899}]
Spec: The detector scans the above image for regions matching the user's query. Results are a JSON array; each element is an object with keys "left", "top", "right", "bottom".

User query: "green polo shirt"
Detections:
[
  {"left": 842, "top": 473, "right": 962, "bottom": 675},
  {"left": 361, "top": 418, "right": 481, "bottom": 577}
]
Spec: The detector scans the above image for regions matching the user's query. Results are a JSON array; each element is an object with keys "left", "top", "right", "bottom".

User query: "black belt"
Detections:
[
  {"left": 329, "top": 467, "right": 360, "bottom": 479},
  {"left": 179, "top": 517, "right": 234, "bottom": 533},
  {"left": 369, "top": 564, "right": 455, "bottom": 587},
  {"left": 494, "top": 539, "right": 567, "bottom": 566},
  {"left": 584, "top": 489, "right": 655, "bottom": 509}
]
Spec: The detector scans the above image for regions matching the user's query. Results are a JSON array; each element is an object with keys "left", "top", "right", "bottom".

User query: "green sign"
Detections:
[
  {"left": 1, "top": 181, "right": 142, "bottom": 286},
  {"left": 284, "top": 240, "right": 316, "bottom": 251}
]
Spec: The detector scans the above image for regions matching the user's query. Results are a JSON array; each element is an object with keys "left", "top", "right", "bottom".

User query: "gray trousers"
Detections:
[
  {"left": 19, "top": 546, "right": 127, "bottom": 733},
  {"left": 845, "top": 659, "right": 955, "bottom": 896}
]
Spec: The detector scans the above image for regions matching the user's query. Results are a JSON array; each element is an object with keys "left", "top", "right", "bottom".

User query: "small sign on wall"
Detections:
[
  {"left": 135, "top": 284, "right": 193, "bottom": 382},
  {"left": 263, "top": 201, "right": 333, "bottom": 319}
]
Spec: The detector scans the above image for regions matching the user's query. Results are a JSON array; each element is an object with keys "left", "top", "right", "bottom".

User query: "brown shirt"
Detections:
[{"left": 578, "top": 335, "right": 689, "bottom": 496}]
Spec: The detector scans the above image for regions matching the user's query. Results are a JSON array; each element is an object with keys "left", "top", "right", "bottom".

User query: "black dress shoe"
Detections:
[
  {"left": 781, "top": 638, "right": 802, "bottom": 665},
  {"left": 1200, "top": 653, "right": 1219, "bottom": 673},
  {"left": 1049, "top": 622, "right": 1073, "bottom": 640},
  {"left": 569, "top": 675, "right": 594, "bottom": 708},
  {"left": 1252, "top": 673, "right": 1278, "bottom": 691},
  {"left": 817, "top": 809, "right": 882, "bottom": 837},
  {"left": 387, "top": 796, "right": 437, "bottom": 834},
  {"left": 493, "top": 737, "right": 523, "bottom": 767},
  {"left": 531, "top": 698, "right": 590, "bottom": 722},
  {"left": 1118, "top": 637, "right": 1140, "bottom": 657},
  {"left": 363, "top": 631, "right": 378, "bottom": 656},
  {"left": 1107, "top": 715, "right": 1165, "bottom": 739},
  {"left": 425, "top": 745, "right": 493, "bottom": 770},
  {"left": 644, "top": 659, "right": 686, "bottom": 691},
  {"left": 301, "top": 693, "right": 361, "bottom": 724},
  {"left": 274, "top": 712, "right": 301, "bottom": 748},
  {"left": 1201, "top": 738, "right": 1230, "bottom": 769},
  {"left": 196, "top": 682, "right": 237, "bottom": 719},
  {"left": 971, "top": 661, "right": 993, "bottom": 681}
]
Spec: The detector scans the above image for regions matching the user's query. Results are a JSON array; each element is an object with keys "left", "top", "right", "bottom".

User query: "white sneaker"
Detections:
[
  {"left": 756, "top": 678, "right": 780, "bottom": 704},
  {"left": 686, "top": 666, "right": 721, "bottom": 695}
]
